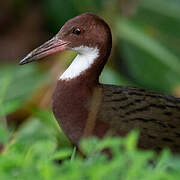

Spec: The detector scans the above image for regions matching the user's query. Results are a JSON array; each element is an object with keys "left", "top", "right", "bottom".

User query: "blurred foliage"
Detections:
[
  {"left": 116, "top": 0, "right": 180, "bottom": 93},
  {"left": 1, "top": 0, "right": 180, "bottom": 179},
  {"left": 1, "top": 122, "right": 180, "bottom": 179},
  {"left": 0, "top": 64, "right": 46, "bottom": 116}
]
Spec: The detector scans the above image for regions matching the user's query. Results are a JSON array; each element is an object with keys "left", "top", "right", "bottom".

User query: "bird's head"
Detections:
[{"left": 19, "top": 13, "right": 112, "bottom": 65}]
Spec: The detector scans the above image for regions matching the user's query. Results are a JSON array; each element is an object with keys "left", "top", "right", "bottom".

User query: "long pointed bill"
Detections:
[{"left": 19, "top": 37, "right": 69, "bottom": 65}]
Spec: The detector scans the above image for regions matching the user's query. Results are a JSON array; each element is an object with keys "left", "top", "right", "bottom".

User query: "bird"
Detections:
[{"left": 19, "top": 13, "right": 180, "bottom": 153}]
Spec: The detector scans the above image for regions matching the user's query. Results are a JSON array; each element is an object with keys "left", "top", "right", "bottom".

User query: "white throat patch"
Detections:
[{"left": 59, "top": 46, "right": 99, "bottom": 80}]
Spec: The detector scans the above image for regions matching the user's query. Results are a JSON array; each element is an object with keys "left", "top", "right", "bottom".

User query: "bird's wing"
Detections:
[{"left": 97, "top": 84, "right": 180, "bottom": 152}]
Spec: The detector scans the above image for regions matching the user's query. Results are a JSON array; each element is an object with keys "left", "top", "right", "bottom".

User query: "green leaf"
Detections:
[
  {"left": 116, "top": 18, "right": 180, "bottom": 77},
  {"left": 0, "top": 100, "right": 21, "bottom": 116},
  {"left": 141, "top": 0, "right": 180, "bottom": 20},
  {"left": 100, "top": 66, "right": 135, "bottom": 86},
  {"left": 53, "top": 148, "right": 72, "bottom": 160},
  {"left": 0, "top": 124, "right": 11, "bottom": 144},
  {"left": 124, "top": 131, "right": 139, "bottom": 151}
]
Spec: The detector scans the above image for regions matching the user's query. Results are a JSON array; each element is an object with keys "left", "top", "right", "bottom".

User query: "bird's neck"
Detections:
[
  {"left": 59, "top": 45, "right": 110, "bottom": 84},
  {"left": 52, "top": 45, "right": 111, "bottom": 144}
]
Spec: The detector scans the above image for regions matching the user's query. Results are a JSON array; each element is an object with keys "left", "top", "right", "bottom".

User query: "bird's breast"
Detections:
[{"left": 52, "top": 80, "right": 96, "bottom": 145}]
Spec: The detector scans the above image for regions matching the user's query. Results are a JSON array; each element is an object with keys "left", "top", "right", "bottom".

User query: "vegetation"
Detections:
[
  {"left": 1, "top": 117, "right": 180, "bottom": 180},
  {"left": 1, "top": 0, "right": 180, "bottom": 179}
]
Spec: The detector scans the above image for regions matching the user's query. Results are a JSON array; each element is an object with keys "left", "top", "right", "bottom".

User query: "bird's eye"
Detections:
[{"left": 72, "top": 28, "right": 82, "bottom": 35}]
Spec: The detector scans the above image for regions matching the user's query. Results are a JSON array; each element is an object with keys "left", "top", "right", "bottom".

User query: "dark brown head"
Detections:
[{"left": 19, "top": 13, "right": 112, "bottom": 65}]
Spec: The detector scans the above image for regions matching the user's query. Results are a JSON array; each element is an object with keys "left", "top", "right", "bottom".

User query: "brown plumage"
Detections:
[
  {"left": 100, "top": 85, "right": 180, "bottom": 152},
  {"left": 19, "top": 13, "right": 180, "bottom": 153}
]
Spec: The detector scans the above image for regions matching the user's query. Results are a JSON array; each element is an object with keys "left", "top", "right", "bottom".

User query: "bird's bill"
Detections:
[{"left": 19, "top": 37, "right": 69, "bottom": 65}]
